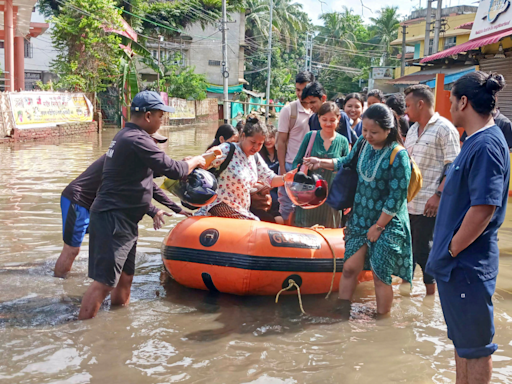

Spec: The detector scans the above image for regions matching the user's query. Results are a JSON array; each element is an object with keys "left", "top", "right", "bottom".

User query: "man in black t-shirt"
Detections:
[
  {"left": 78, "top": 91, "right": 205, "bottom": 320},
  {"left": 460, "top": 109, "right": 512, "bottom": 149},
  {"left": 54, "top": 133, "right": 191, "bottom": 278}
]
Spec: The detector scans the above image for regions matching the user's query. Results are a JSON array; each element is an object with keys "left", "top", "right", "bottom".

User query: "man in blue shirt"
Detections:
[{"left": 426, "top": 72, "right": 510, "bottom": 384}]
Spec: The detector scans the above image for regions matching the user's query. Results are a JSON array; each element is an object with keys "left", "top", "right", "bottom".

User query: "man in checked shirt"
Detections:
[{"left": 404, "top": 85, "right": 461, "bottom": 295}]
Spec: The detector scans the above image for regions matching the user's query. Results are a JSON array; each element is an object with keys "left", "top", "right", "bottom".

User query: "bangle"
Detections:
[{"left": 376, "top": 224, "right": 385, "bottom": 232}]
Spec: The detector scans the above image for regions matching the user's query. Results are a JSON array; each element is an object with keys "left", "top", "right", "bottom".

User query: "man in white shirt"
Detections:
[
  {"left": 277, "top": 71, "right": 314, "bottom": 222},
  {"left": 404, "top": 85, "right": 461, "bottom": 295}
]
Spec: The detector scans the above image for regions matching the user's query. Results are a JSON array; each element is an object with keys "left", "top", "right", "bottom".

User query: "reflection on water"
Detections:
[{"left": 1, "top": 125, "right": 512, "bottom": 383}]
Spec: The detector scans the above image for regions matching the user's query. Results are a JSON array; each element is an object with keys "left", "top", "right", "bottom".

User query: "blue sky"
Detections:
[{"left": 294, "top": 0, "right": 470, "bottom": 24}]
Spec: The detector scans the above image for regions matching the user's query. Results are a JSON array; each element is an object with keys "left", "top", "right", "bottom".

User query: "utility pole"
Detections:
[
  {"left": 432, "top": 0, "right": 443, "bottom": 54},
  {"left": 304, "top": 32, "right": 313, "bottom": 72},
  {"left": 157, "top": 35, "right": 163, "bottom": 93},
  {"left": 265, "top": 0, "right": 274, "bottom": 121},
  {"left": 424, "top": 0, "right": 432, "bottom": 57},
  {"left": 401, "top": 24, "right": 407, "bottom": 77},
  {"left": 221, "top": 0, "right": 229, "bottom": 123}
]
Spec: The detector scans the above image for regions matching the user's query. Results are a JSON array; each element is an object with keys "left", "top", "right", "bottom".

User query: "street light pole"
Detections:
[
  {"left": 157, "top": 35, "right": 163, "bottom": 93},
  {"left": 265, "top": 0, "right": 274, "bottom": 121},
  {"left": 221, "top": 0, "right": 229, "bottom": 123}
]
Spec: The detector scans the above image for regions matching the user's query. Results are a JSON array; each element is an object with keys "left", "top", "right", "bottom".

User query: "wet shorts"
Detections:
[
  {"left": 88, "top": 209, "right": 138, "bottom": 287},
  {"left": 61, "top": 196, "right": 90, "bottom": 247},
  {"left": 437, "top": 267, "right": 498, "bottom": 359}
]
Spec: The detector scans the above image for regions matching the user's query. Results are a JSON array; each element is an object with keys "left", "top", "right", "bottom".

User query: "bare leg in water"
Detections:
[
  {"left": 373, "top": 273, "right": 394, "bottom": 315},
  {"left": 338, "top": 244, "right": 367, "bottom": 300},
  {"left": 454, "top": 350, "right": 492, "bottom": 384}
]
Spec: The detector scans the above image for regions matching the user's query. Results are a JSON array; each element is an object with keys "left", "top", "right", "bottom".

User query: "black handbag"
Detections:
[{"left": 326, "top": 139, "right": 365, "bottom": 210}]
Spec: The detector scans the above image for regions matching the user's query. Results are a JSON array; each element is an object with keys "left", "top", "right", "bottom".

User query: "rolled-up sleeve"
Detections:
[
  {"left": 440, "top": 125, "right": 461, "bottom": 164},
  {"left": 255, "top": 153, "right": 276, "bottom": 187},
  {"left": 383, "top": 150, "right": 411, "bottom": 217},
  {"left": 278, "top": 105, "right": 291, "bottom": 133},
  {"left": 133, "top": 136, "right": 189, "bottom": 179},
  {"left": 469, "top": 144, "right": 506, "bottom": 207}
]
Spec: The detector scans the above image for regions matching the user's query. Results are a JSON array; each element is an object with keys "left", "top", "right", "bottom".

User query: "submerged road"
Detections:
[{"left": 1, "top": 124, "right": 512, "bottom": 383}]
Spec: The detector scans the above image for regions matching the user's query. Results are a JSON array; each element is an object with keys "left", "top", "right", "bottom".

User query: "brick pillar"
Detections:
[{"left": 14, "top": 36, "right": 24, "bottom": 91}]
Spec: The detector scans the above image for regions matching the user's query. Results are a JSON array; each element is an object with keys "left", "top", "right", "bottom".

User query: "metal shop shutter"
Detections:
[{"left": 479, "top": 58, "right": 512, "bottom": 119}]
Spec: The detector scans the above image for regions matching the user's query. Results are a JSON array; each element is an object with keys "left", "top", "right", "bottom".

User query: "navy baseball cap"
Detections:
[{"left": 130, "top": 91, "right": 175, "bottom": 113}]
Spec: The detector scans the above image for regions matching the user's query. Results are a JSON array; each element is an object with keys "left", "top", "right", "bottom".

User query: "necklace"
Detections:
[{"left": 358, "top": 142, "right": 389, "bottom": 183}]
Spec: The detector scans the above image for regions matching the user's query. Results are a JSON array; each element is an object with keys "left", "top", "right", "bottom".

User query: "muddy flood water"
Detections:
[{"left": 2, "top": 123, "right": 512, "bottom": 384}]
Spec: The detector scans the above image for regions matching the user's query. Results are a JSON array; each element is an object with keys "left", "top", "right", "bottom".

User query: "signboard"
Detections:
[
  {"left": 470, "top": 0, "right": 512, "bottom": 40},
  {"left": 10, "top": 92, "right": 93, "bottom": 129},
  {"left": 372, "top": 67, "right": 394, "bottom": 80},
  {"left": 169, "top": 97, "right": 195, "bottom": 119}
]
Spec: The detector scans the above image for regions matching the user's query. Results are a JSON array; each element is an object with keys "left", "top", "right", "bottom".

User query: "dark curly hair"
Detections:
[{"left": 452, "top": 71, "right": 506, "bottom": 116}]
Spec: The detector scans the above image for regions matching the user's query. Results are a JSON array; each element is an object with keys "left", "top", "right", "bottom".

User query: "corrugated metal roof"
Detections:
[
  {"left": 454, "top": 21, "right": 474, "bottom": 30},
  {"left": 388, "top": 74, "right": 436, "bottom": 85},
  {"left": 420, "top": 28, "right": 512, "bottom": 63}
]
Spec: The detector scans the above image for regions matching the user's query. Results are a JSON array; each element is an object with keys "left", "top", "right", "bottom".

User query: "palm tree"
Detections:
[
  {"left": 315, "top": 9, "right": 359, "bottom": 51},
  {"left": 369, "top": 6, "right": 401, "bottom": 64},
  {"left": 244, "top": 0, "right": 310, "bottom": 51}
]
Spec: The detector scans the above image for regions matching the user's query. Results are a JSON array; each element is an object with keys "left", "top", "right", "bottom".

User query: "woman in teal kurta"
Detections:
[
  {"left": 338, "top": 104, "right": 412, "bottom": 315},
  {"left": 292, "top": 102, "right": 349, "bottom": 228}
]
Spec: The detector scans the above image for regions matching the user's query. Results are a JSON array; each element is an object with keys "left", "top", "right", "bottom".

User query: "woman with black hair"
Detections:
[
  {"left": 343, "top": 93, "right": 364, "bottom": 136},
  {"left": 207, "top": 124, "right": 239, "bottom": 150},
  {"left": 385, "top": 93, "right": 409, "bottom": 138},
  {"left": 337, "top": 103, "right": 412, "bottom": 315},
  {"left": 426, "top": 71, "right": 509, "bottom": 384},
  {"left": 199, "top": 115, "right": 292, "bottom": 220},
  {"left": 366, "top": 89, "right": 385, "bottom": 106}
]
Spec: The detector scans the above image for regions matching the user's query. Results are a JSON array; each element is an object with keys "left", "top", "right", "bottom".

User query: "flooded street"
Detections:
[{"left": 3, "top": 124, "right": 512, "bottom": 384}]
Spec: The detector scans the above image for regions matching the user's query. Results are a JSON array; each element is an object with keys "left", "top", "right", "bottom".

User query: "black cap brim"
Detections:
[{"left": 151, "top": 132, "right": 168, "bottom": 143}]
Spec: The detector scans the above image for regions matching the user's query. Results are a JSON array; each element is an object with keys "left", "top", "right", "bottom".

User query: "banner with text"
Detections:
[
  {"left": 169, "top": 98, "right": 195, "bottom": 119},
  {"left": 470, "top": 0, "right": 512, "bottom": 40},
  {"left": 10, "top": 92, "right": 93, "bottom": 129}
]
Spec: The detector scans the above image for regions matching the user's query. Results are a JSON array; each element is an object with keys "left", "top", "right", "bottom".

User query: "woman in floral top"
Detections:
[{"left": 197, "top": 115, "right": 292, "bottom": 220}]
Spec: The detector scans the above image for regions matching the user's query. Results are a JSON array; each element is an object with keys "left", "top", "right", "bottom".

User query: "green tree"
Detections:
[
  {"left": 369, "top": 6, "right": 401, "bottom": 64},
  {"left": 50, "top": 0, "right": 123, "bottom": 93},
  {"left": 245, "top": 0, "right": 310, "bottom": 51},
  {"left": 142, "top": 58, "right": 208, "bottom": 100}
]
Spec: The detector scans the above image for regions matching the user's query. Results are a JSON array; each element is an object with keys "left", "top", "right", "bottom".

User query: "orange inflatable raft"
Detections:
[{"left": 161, "top": 217, "right": 373, "bottom": 295}]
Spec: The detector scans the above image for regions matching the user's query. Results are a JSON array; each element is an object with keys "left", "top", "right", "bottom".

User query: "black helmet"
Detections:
[
  {"left": 285, "top": 171, "right": 328, "bottom": 209},
  {"left": 163, "top": 168, "right": 218, "bottom": 208}
]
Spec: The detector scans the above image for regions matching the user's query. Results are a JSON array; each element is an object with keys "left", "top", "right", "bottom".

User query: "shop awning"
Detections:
[
  {"left": 420, "top": 28, "right": 512, "bottom": 63},
  {"left": 424, "top": 67, "right": 476, "bottom": 87},
  {"left": 389, "top": 66, "right": 477, "bottom": 87}
]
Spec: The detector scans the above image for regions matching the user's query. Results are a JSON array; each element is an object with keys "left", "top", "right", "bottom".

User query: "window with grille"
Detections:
[
  {"left": 208, "top": 60, "right": 221, "bottom": 66},
  {"left": 444, "top": 37, "right": 456, "bottom": 49},
  {"left": 24, "top": 40, "right": 33, "bottom": 58}
]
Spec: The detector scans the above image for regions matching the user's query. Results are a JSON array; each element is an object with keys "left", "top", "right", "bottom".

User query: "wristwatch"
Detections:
[
  {"left": 435, "top": 190, "right": 442, "bottom": 198},
  {"left": 376, "top": 224, "right": 385, "bottom": 232}
]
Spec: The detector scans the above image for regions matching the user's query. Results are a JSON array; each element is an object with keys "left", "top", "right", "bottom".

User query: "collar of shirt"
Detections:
[
  {"left": 410, "top": 112, "right": 440, "bottom": 135},
  {"left": 466, "top": 125, "right": 494, "bottom": 140},
  {"left": 297, "top": 100, "right": 310, "bottom": 114}
]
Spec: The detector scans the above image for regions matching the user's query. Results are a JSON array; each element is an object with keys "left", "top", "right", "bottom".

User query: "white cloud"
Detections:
[{"left": 294, "top": 0, "right": 418, "bottom": 24}]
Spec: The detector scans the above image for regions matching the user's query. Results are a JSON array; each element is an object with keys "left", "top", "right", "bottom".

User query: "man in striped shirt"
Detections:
[{"left": 404, "top": 85, "right": 461, "bottom": 295}]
